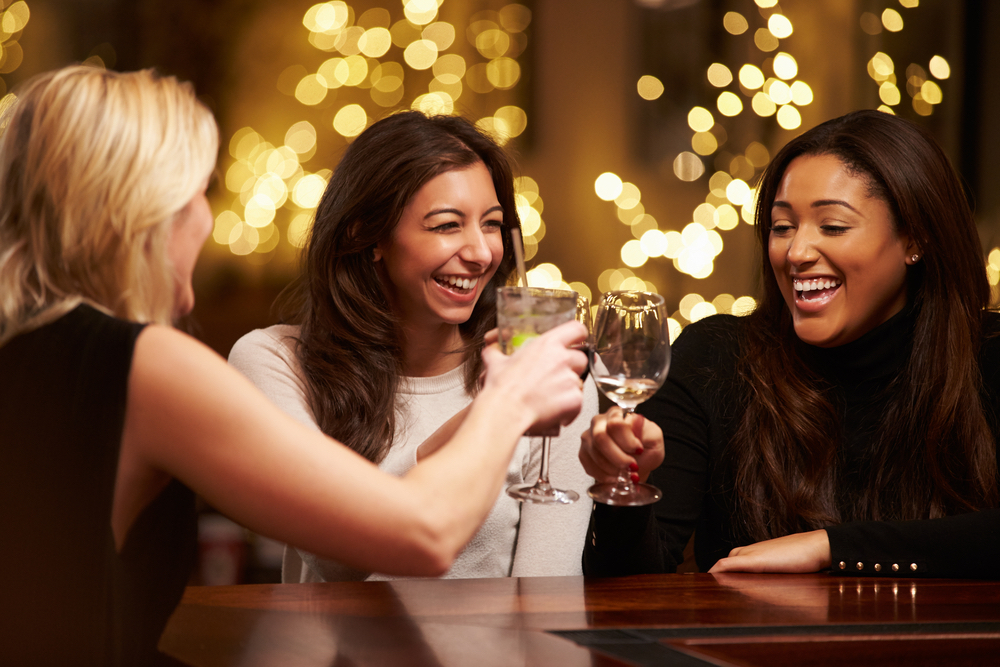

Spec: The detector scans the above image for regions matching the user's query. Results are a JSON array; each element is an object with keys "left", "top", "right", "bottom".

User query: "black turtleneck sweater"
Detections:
[{"left": 583, "top": 310, "right": 1000, "bottom": 579}]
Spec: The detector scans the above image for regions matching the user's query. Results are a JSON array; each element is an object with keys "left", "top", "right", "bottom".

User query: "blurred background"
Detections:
[{"left": 9, "top": 0, "right": 1000, "bottom": 581}]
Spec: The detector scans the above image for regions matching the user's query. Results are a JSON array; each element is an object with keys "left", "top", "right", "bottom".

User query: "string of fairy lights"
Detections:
[
  {"left": 8, "top": 1, "right": 997, "bottom": 327},
  {"left": 0, "top": 1, "right": 29, "bottom": 95},
  {"left": 581, "top": 0, "right": 1000, "bottom": 339},
  {"left": 212, "top": 0, "right": 545, "bottom": 271}
]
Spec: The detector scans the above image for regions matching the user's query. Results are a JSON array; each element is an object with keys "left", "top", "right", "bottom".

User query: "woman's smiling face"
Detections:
[
  {"left": 375, "top": 161, "right": 504, "bottom": 330},
  {"left": 768, "top": 153, "right": 917, "bottom": 348}
]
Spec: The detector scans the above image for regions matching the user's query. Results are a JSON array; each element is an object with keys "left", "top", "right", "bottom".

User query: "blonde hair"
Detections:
[{"left": 0, "top": 65, "right": 218, "bottom": 344}]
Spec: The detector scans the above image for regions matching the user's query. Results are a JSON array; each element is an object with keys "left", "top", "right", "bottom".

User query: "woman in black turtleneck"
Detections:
[{"left": 581, "top": 110, "right": 1000, "bottom": 579}]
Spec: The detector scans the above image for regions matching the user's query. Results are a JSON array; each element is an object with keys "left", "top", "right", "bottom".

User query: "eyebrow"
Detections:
[
  {"left": 772, "top": 199, "right": 859, "bottom": 213},
  {"left": 424, "top": 204, "right": 504, "bottom": 219}
]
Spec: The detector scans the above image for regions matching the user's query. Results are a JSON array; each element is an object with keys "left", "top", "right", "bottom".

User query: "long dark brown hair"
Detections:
[
  {"left": 732, "top": 109, "right": 997, "bottom": 540},
  {"left": 282, "top": 111, "right": 518, "bottom": 463}
]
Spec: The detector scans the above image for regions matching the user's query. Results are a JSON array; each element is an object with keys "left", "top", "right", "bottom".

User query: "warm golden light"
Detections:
[
  {"left": 614, "top": 182, "right": 642, "bottom": 210},
  {"left": 621, "top": 240, "right": 648, "bottom": 267},
  {"left": 403, "top": 39, "right": 438, "bottom": 69},
  {"left": 2, "top": 1, "right": 29, "bottom": 33},
  {"left": 717, "top": 91, "right": 742, "bottom": 116},
  {"left": 739, "top": 64, "right": 765, "bottom": 90},
  {"left": 921, "top": 80, "right": 942, "bottom": 104},
  {"left": 499, "top": 4, "right": 532, "bottom": 32},
  {"left": 433, "top": 53, "right": 466, "bottom": 81},
  {"left": 732, "top": 296, "right": 757, "bottom": 316},
  {"left": 790, "top": 80, "right": 813, "bottom": 105},
  {"left": 284, "top": 121, "right": 317, "bottom": 155},
  {"left": 882, "top": 8, "right": 904, "bottom": 32},
  {"left": 725, "top": 179, "right": 751, "bottom": 206},
  {"left": 422, "top": 21, "right": 455, "bottom": 50},
  {"left": 772, "top": 52, "right": 797, "bottom": 80},
  {"left": 707, "top": 63, "right": 733, "bottom": 87},
  {"left": 404, "top": 0, "right": 438, "bottom": 25},
  {"left": 723, "top": 11, "right": 748, "bottom": 35},
  {"left": 767, "top": 14, "right": 793, "bottom": 39},
  {"left": 494, "top": 105, "right": 528, "bottom": 138},
  {"left": 751, "top": 92, "right": 776, "bottom": 117},
  {"left": 213, "top": 211, "right": 240, "bottom": 245},
  {"left": 860, "top": 12, "right": 882, "bottom": 35},
  {"left": 776, "top": 104, "right": 801, "bottom": 130},
  {"left": 871, "top": 52, "right": 894, "bottom": 78},
  {"left": 295, "top": 74, "right": 327, "bottom": 105},
  {"left": 595, "top": 172, "right": 624, "bottom": 201},
  {"left": 687, "top": 106, "right": 714, "bottom": 132},
  {"left": 765, "top": 78, "right": 792, "bottom": 104},
  {"left": 637, "top": 75, "right": 664, "bottom": 100},
  {"left": 754, "top": 28, "right": 778, "bottom": 52},
  {"left": 333, "top": 104, "right": 367, "bottom": 136},
  {"left": 879, "top": 81, "right": 901, "bottom": 105},
  {"left": 486, "top": 57, "right": 520, "bottom": 89},
  {"left": 292, "top": 173, "right": 327, "bottom": 208},
  {"left": 674, "top": 152, "right": 705, "bottom": 182},
  {"left": 929, "top": 55, "right": 950, "bottom": 79},
  {"left": 691, "top": 131, "right": 718, "bottom": 156},
  {"left": 899, "top": 0, "right": 918, "bottom": 6},
  {"left": 358, "top": 27, "right": 392, "bottom": 57},
  {"left": 304, "top": 2, "right": 349, "bottom": 33}
]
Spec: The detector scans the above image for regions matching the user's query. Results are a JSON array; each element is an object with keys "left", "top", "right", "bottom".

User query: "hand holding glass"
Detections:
[
  {"left": 497, "top": 286, "right": 580, "bottom": 504},
  {"left": 588, "top": 291, "right": 671, "bottom": 506}
]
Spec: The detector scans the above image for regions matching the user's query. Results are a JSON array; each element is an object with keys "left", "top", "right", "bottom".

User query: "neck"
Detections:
[{"left": 401, "top": 321, "right": 466, "bottom": 377}]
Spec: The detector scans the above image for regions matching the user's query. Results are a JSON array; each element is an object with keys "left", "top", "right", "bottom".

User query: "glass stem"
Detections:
[
  {"left": 614, "top": 407, "right": 636, "bottom": 495},
  {"left": 535, "top": 436, "right": 552, "bottom": 491}
]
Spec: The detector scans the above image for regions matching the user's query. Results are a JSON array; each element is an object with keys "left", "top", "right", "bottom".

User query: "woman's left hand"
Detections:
[{"left": 708, "top": 529, "right": 832, "bottom": 574}]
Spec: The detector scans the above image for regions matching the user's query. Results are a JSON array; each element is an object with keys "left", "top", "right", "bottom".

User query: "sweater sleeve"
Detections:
[
  {"left": 227, "top": 326, "right": 319, "bottom": 431},
  {"left": 826, "top": 508, "right": 1000, "bottom": 579},
  {"left": 228, "top": 327, "right": 370, "bottom": 583},
  {"left": 582, "top": 316, "right": 726, "bottom": 576},
  {"left": 510, "top": 381, "right": 598, "bottom": 577}
]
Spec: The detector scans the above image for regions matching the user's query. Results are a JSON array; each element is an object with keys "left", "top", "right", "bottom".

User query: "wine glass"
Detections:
[
  {"left": 498, "top": 286, "right": 580, "bottom": 505},
  {"left": 587, "top": 290, "right": 671, "bottom": 506}
]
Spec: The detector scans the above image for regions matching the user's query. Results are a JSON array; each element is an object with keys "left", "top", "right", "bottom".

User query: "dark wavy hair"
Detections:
[
  {"left": 281, "top": 111, "right": 518, "bottom": 463},
  {"left": 731, "top": 109, "right": 997, "bottom": 540}
]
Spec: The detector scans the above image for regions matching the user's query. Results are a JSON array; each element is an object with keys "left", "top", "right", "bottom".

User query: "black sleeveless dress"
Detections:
[{"left": 0, "top": 304, "right": 197, "bottom": 666}]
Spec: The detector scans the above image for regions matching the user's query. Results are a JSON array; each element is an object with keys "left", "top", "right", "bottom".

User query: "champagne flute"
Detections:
[
  {"left": 588, "top": 290, "right": 671, "bottom": 506},
  {"left": 498, "top": 286, "right": 580, "bottom": 505}
]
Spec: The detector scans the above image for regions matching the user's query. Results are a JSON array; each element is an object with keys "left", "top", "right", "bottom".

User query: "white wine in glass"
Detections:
[{"left": 588, "top": 290, "right": 671, "bottom": 506}]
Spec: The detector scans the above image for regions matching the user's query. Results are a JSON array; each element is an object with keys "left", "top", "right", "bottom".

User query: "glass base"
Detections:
[
  {"left": 587, "top": 482, "right": 661, "bottom": 506},
  {"left": 507, "top": 482, "right": 579, "bottom": 505}
]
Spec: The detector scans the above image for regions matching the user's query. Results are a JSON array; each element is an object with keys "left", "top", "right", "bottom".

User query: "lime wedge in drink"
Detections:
[{"left": 511, "top": 332, "right": 538, "bottom": 349}]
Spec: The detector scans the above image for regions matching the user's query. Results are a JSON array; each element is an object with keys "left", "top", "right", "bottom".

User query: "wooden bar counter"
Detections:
[{"left": 160, "top": 573, "right": 1000, "bottom": 666}]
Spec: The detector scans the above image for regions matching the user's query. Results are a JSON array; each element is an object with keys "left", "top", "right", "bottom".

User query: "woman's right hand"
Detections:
[
  {"left": 480, "top": 320, "right": 588, "bottom": 435},
  {"left": 579, "top": 407, "right": 664, "bottom": 484}
]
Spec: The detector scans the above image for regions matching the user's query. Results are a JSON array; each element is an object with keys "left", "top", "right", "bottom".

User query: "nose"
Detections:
[
  {"left": 459, "top": 223, "right": 494, "bottom": 268},
  {"left": 786, "top": 226, "right": 820, "bottom": 267}
]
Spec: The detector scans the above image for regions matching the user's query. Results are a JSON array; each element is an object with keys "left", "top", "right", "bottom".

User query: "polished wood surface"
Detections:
[{"left": 159, "top": 573, "right": 1000, "bottom": 666}]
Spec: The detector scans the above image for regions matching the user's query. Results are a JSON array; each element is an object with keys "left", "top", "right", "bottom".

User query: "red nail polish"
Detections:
[
  {"left": 630, "top": 473, "right": 640, "bottom": 482},
  {"left": 636, "top": 447, "right": 644, "bottom": 455},
  {"left": 629, "top": 462, "right": 639, "bottom": 472}
]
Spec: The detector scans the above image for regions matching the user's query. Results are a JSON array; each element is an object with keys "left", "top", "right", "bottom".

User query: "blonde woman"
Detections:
[{"left": 0, "top": 66, "right": 587, "bottom": 666}]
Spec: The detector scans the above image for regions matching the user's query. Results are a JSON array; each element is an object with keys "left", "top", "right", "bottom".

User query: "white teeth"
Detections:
[
  {"left": 793, "top": 278, "right": 841, "bottom": 292},
  {"left": 439, "top": 276, "right": 479, "bottom": 290}
]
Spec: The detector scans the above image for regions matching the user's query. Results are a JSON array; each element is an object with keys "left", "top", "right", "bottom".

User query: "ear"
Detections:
[
  {"left": 373, "top": 244, "right": 383, "bottom": 262},
  {"left": 902, "top": 235, "right": 921, "bottom": 265}
]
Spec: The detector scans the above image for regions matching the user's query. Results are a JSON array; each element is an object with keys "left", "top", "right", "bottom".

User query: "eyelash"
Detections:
[{"left": 769, "top": 223, "right": 850, "bottom": 236}]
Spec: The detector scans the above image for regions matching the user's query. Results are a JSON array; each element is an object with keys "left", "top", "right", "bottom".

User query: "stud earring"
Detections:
[{"left": 910, "top": 254, "right": 919, "bottom": 263}]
